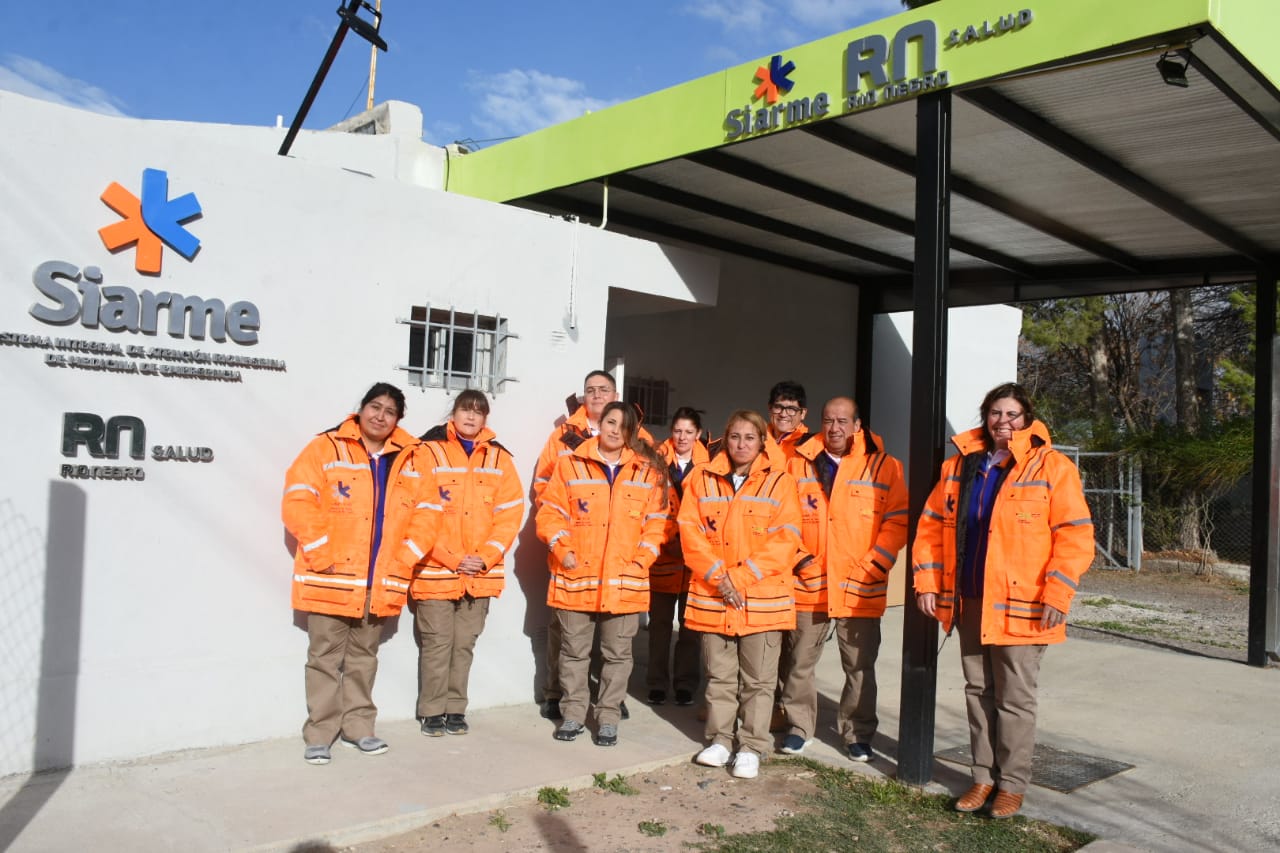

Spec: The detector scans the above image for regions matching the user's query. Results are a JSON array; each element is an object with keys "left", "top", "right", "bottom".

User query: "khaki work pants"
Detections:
[
  {"left": 959, "top": 597, "right": 1046, "bottom": 794},
  {"left": 646, "top": 591, "right": 700, "bottom": 694},
  {"left": 702, "top": 630, "right": 782, "bottom": 758},
  {"left": 415, "top": 596, "right": 490, "bottom": 717},
  {"left": 778, "top": 610, "right": 830, "bottom": 739},
  {"left": 557, "top": 609, "right": 638, "bottom": 727},
  {"left": 302, "top": 593, "right": 383, "bottom": 745}
]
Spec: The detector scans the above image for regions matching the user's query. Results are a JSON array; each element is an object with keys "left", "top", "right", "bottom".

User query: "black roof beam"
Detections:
[
  {"left": 523, "top": 192, "right": 863, "bottom": 285},
  {"left": 685, "top": 150, "right": 1038, "bottom": 279},
  {"left": 803, "top": 120, "right": 1145, "bottom": 273},
  {"left": 961, "top": 87, "right": 1269, "bottom": 262},
  {"left": 605, "top": 173, "right": 912, "bottom": 273}
]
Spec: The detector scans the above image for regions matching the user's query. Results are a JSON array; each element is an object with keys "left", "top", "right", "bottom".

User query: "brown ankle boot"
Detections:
[
  {"left": 954, "top": 783, "right": 994, "bottom": 813},
  {"left": 989, "top": 790, "right": 1024, "bottom": 819}
]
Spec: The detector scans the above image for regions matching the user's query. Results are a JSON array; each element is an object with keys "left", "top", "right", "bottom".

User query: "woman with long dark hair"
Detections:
[{"left": 536, "top": 401, "right": 670, "bottom": 747}]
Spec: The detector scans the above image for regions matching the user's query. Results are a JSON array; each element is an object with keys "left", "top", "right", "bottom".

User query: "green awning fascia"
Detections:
[{"left": 445, "top": 0, "right": 1230, "bottom": 203}]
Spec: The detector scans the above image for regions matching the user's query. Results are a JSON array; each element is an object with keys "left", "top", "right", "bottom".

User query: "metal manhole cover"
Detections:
[{"left": 934, "top": 742, "right": 1134, "bottom": 793}]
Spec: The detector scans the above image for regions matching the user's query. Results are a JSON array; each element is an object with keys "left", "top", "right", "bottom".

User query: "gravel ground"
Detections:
[{"left": 1069, "top": 559, "right": 1250, "bottom": 662}]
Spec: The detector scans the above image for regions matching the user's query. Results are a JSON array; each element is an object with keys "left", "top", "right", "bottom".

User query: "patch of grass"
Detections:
[
  {"left": 1075, "top": 619, "right": 1163, "bottom": 636},
  {"left": 593, "top": 771, "right": 638, "bottom": 795},
  {"left": 536, "top": 786, "right": 570, "bottom": 811},
  {"left": 487, "top": 810, "right": 511, "bottom": 833},
  {"left": 1081, "top": 596, "right": 1118, "bottom": 607},
  {"left": 697, "top": 823, "right": 726, "bottom": 839},
  {"left": 637, "top": 819, "right": 667, "bottom": 837},
  {"left": 688, "top": 758, "right": 1093, "bottom": 853}
]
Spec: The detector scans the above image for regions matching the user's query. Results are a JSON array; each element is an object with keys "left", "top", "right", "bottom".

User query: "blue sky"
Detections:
[{"left": 1, "top": 1, "right": 905, "bottom": 148}]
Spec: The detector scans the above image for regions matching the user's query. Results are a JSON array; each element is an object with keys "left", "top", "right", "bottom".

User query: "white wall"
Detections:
[
  {"left": 606, "top": 257, "right": 860, "bottom": 440},
  {"left": 870, "top": 306, "right": 1024, "bottom": 465},
  {"left": 0, "top": 91, "right": 713, "bottom": 775}
]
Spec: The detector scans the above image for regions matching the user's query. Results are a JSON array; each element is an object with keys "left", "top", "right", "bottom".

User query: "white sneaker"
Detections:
[
  {"left": 695, "top": 743, "right": 732, "bottom": 767},
  {"left": 731, "top": 751, "right": 760, "bottom": 779}
]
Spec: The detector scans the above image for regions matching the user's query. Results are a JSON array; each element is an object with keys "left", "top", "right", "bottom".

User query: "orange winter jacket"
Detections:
[
  {"left": 788, "top": 430, "right": 909, "bottom": 617},
  {"left": 532, "top": 405, "right": 654, "bottom": 504},
  {"left": 536, "top": 438, "right": 671, "bottom": 614},
  {"left": 408, "top": 422, "right": 524, "bottom": 601},
  {"left": 282, "top": 416, "right": 436, "bottom": 618},
  {"left": 912, "top": 421, "right": 1094, "bottom": 645},
  {"left": 769, "top": 424, "right": 810, "bottom": 460},
  {"left": 649, "top": 438, "right": 711, "bottom": 595},
  {"left": 678, "top": 450, "right": 801, "bottom": 636}
]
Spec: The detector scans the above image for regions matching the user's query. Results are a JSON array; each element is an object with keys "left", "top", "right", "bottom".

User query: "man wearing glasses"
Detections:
[
  {"left": 532, "top": 370, "right": 652, "bottom": 720},
  {"left": 767, "top": 380, "right": 810, "bottom": 460}
]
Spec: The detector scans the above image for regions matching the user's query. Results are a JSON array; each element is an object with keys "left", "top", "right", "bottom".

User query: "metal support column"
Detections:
[
  {"left": 1248, "top": 269, "right": 1279, "bottom": 666},
  {"left": 854, "top": 297, "right": 876, "bottom": 425},
  {"left": 898, "top": 90, "right": 951, "bottom": 785}
]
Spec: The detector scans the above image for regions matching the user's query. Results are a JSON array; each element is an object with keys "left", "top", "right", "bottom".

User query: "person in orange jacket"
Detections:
[
  {"left": 282, "top": 382, "right": 438, "bottom": 766},
  {"left": 646, "top": 406, "right": 710, "bottom": 707},
  {"left": 536, "top": 401, "right": 670, "bottom": 747},
  {"left": 779, "top": 397, "right": 908, "bottom": 762},
  {"left": 410, "top": 390, "right": 524, "bottom": 738},
  {"left": 531, "top": 370, "right": 653, "bottom": 721},
  {"left": 766, "top": 380, "right": 810, "bottom": 460},
  {"left": 914, "top": 382, "right": 1094, "bottom": 819},
  {"left": 679, "top": 410, "right": 802, "bottom": 779}
]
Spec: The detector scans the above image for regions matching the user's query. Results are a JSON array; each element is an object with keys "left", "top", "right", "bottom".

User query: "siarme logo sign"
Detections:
[
  {"left": 26, "top": 168, "right": 263, "bottom": 345},
  {"left": 725, "top": 53, "right": 830, "bottom": 141},
  {"left": 99, "top": 168, "right": 202, "bottom": 275}
]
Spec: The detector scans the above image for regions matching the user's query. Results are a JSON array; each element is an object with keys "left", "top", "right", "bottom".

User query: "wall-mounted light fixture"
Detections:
[
  {"left": 1157, "top": 51, "right": 1190, "bottom": 88},
  {"left": 278, "top": 0, "right": 389, "bottom": 156}
]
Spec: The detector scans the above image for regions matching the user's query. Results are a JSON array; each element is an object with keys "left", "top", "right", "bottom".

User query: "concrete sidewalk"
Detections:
[{"left": 2, "top": 608, "right": 1277, "bottom": 852}]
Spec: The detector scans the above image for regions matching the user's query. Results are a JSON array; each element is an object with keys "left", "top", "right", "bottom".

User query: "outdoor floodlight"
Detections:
[{"left": 1157, "top": 52, "right": 1190, "bottom": 88}]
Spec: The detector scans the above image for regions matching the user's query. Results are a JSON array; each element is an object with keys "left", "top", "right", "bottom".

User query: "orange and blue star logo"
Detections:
[
  {"left": 98, "top": 168, "right": 202, "bottom": 275},
  {"left": 753, "top": 54, "right": 796, "bottom": 105}
]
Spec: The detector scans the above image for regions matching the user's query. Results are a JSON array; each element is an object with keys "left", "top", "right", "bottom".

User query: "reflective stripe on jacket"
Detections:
[
  {"left": 788, "top": 430, "right": 908, "bottom": 617},
  {"left": 678, "top": 450, "right": 801, "bottom": 636},
  {"left": 282, "top": 416, "right": 436, "bottom": 618},
  {"left": 535, "top": 437, "right": 670, "bottom": 614},
  {"left": 911, "top": 421, "right": 1094, "bottom": 645},
  {"left": 649, "top": 438, "right": 711, "bottom": 595},
  {"left": 409, "top": 421, "right": 524, "bottom": 601}
]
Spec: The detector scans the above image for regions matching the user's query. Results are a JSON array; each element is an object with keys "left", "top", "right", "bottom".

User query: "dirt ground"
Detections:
[
  {"left": 348, "top": 760, "right": 822, "bottom": 852},
  {"left": 346, "top": 561, "right": 1250, "bottom": 852}
]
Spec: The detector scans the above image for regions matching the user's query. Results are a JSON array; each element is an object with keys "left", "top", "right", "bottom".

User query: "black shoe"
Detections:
[
  {"left": 595, "top": 723, "right": 618, "bottom": 746},
  {"left": 674, "top": 690, "right": 694, "bottom": 706},
  {"left": 540, "top": 699, "right": 563, "bottom": 720},
  {"left": 647, "top": 689, "right": 666, "bottom": 705},
  {"left": 620, "top": 701, "right": 630, "bottom": 720},
  {"left": 554, "top": 720, "right": 584, "bottom": 741},
  {"left": 445, "top": 713, "right": 469, "bottom": 735},
  {"left": 420, "top": 715, "right": 446, "bottom": 737}
]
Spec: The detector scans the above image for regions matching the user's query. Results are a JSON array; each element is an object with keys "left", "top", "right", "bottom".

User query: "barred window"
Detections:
[
  {"left": 399, "top": 306, "right": 516, "bottom": 393},
  {"left": 626, "top": 377, "right": 671, "bottom": 426}
]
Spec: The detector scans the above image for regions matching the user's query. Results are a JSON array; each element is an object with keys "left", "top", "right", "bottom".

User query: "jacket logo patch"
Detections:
[
  {"left": 706, "top": 517, "right": 717, "bottom": 532},
  {"left": 628, "top": 509, "right": 641, "bottom": 519},
  {"left": 946, "top": 495, "right": 956, "bottom": 513},
  {"left": 333, "top": 481, "right": 350, "bottom": 500},
  {"left": 576, "top": 498, "right": 589, "bottom": 513},
  {"left": 1015, "top": 510, "right": 1038, "bottom": 523},
  {"left": 805, "top": 495, "right": 818, "bottom": 510},
  {"left": 439, "top": 486, "right": 452, "bottom": 502}
]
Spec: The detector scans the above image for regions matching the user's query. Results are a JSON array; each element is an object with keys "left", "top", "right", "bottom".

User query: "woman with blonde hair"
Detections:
[{"left": 678, "top": 409, "right": 801, "bottom": 779}]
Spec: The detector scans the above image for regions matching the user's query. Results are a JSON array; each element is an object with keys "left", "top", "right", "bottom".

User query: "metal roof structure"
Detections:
[{"left": 446, "top": 0, "right": 1280, "bottom": 781}]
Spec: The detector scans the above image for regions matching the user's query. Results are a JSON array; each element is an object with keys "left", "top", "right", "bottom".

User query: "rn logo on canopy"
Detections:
[
  {"left": 725, "top": 53, "right": 830, "bottom": 141},
  {"left": 99, "top": 168, "right": 203, "bottom": 274}
]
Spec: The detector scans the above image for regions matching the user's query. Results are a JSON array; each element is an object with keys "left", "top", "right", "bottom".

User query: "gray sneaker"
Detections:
[
  {"left": 595, "top": 723, "right": 618, "bottom": 747},
  {"left": 554, "top": 720, "right": 584, "bottom": 741},
  {"left": 304, "top": 744, "right": 331, "bottom": 765},
  {"left": 340, "top": 735, "right": 389, "bottom": 755}
]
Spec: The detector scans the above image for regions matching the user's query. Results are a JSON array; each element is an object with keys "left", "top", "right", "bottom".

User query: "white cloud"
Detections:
[
  {"left": 0, "top": 55, "right": 127, "bottom": 116},
  {"left": 466, "top": 69, "right": 616, "bottom": 140},
  {"left": 685, "top": 0, "right": 903, "bottom": 39}
]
